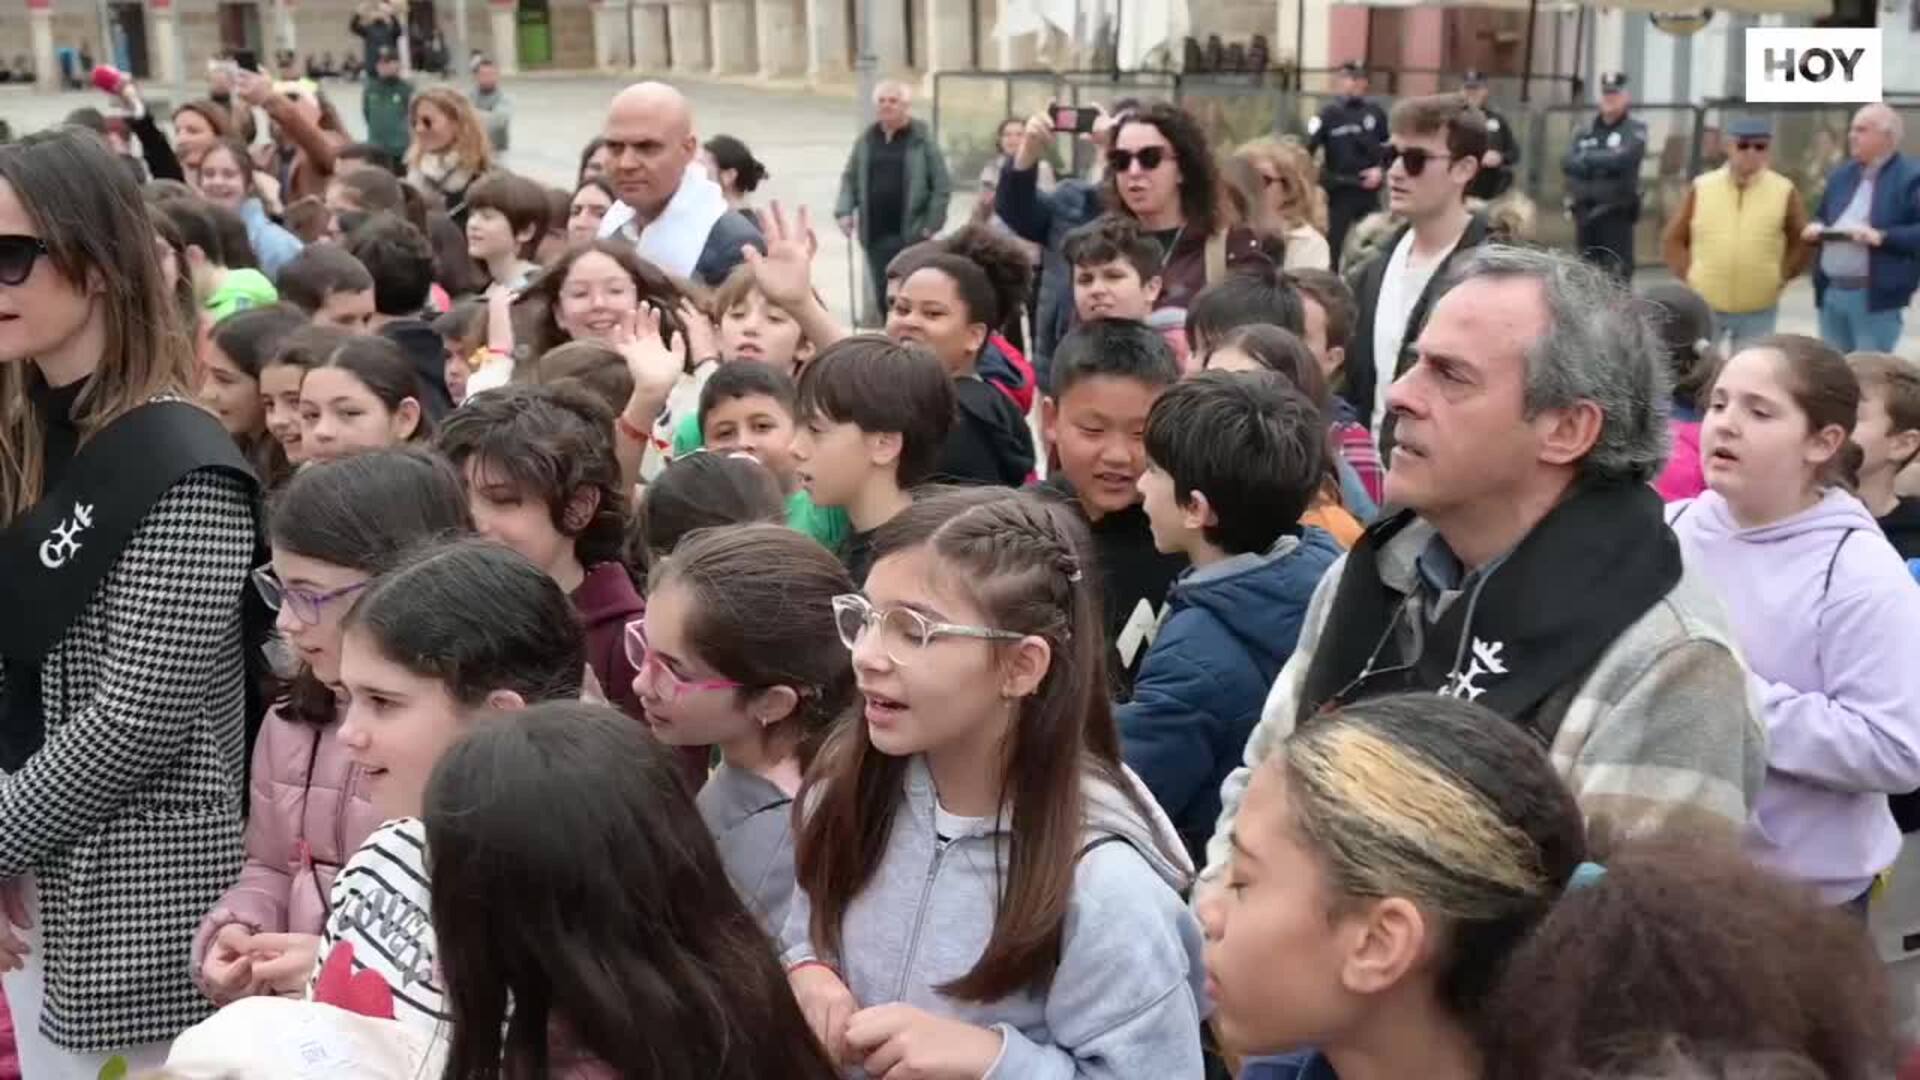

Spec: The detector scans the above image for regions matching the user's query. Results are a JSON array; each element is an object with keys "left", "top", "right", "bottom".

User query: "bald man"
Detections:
[
  {"left": 835, "top": 80, "right": 952, "bottom": 322},
  {"left": 1805, "top": 103, "right": 1920, "bottom": 352},
  {"left": 597, "top": 81, "right": 764, "bottom": 286}
]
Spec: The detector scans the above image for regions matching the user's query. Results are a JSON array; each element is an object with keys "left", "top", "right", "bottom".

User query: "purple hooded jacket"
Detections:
[{"left": 1669, "top": 488, "right": 1920, "bottom": 903}]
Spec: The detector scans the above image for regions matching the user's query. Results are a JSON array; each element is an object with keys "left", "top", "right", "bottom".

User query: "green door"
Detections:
[{"left": 516, "top": 0, "right": 551, "bottom": 67}]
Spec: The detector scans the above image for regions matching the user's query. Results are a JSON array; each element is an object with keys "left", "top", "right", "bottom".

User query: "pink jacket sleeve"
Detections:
[{"left": 190, "top": 717, "right": 298, "bottom": 976}]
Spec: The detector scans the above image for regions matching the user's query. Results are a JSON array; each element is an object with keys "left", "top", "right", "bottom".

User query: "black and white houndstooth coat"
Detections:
[{"left": 0, "top": 468, "right": 253, "bottom": 1051}]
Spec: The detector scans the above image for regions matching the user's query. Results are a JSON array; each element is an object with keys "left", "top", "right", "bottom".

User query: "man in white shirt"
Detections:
[{"left": 1342, "top": 95, "right": 1492, "bottom": 451}]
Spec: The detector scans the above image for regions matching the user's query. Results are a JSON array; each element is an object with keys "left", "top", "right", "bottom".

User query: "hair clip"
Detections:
[
  {"left": 1060, "top": 553, "right": 1084, "bottom": 583},
  {"left": 1568, "top": 861, "right": 1607, "bottom": 890}
]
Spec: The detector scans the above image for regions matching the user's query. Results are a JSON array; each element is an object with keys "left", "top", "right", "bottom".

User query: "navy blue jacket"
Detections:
[
  {"left": 1117, "top": 529, "right": 1341, "bottom": 862},
  {"left": 994, "top": 163, "right": 1103, "bottom": 383},
  {"left": 1813, "top": 151, "right": 1920, "bottom": 313}
]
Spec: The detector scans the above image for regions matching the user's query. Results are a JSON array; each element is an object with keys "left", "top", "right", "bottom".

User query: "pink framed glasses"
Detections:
[{"left": 623, "top": 620, "right": 744, "bottom": 702}]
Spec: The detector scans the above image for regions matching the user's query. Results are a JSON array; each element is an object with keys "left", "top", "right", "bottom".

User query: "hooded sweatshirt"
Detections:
[
  {"left": 935, "top": 376, "right": 1036, "bottom": 488},
  {"left": 1118, "top": 530, "right": 1341, "bottom": 862},
  {"left": 779, "top": 757, "right": 1206, "bottom": 1079},
  {"left": 1669, "top": 488, "right": 1920, "bottom": 903}
]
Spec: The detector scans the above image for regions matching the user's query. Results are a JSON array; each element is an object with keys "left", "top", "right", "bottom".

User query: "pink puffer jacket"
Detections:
[{"left": 191, "top": 706, "right": 384, "bottom": 983}]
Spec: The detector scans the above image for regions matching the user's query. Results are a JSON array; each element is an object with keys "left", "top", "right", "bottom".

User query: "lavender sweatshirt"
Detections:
[{"left": 1670, "top": 488, "right": 1920, "bottom": 903}]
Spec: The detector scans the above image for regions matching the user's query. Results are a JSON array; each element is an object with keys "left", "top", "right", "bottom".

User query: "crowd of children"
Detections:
[{"left": 1, "top": 77, "right": 1919, "bottom": 1080}]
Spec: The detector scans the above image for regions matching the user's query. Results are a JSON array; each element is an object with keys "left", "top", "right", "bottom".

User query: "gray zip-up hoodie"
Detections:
[{"left": 779, "top": 756, "right": 1205, "bottom": 1079}]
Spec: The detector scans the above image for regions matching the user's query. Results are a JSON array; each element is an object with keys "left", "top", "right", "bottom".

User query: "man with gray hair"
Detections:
[
  {"left": 835, "top": 80, "right": 952, "bottom": 322},
  {"left": 1202, "top": 245, "right": 1763, "bottom": 886},
  {"left": 1804, "top": 103, "right": 1920, "bottom": 353}
]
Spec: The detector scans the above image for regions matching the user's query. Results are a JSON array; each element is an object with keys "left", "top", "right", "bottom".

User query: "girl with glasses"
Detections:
[
  {"left": 785, "top": 488, "right": 1205, "bottom": 1076},
  {"left": 193, "top": 448, "right": 470, "bottom": 1010},
  {"left": 634, "top": 524, "right": 856, "bottom": 936},
  {"left": 0, "top": 129, "right": 261, "bottom": 1075}
]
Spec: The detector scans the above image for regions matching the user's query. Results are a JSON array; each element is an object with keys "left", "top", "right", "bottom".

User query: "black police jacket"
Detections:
[
  {"left": 1309, "top": 96, "right": 1390, "bottom": 192},
  {"left": 1561, "top": 111, "right": 1648, "bottom": 215},
  {"left": 1468, "top": 106, "right": 1522, "bottom": 200}
]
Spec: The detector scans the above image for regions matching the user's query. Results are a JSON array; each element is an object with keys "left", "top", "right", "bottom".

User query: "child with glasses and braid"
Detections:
[
  {"left": 632, "top": 525, "right": 857, "bottom": 936},
  {"left": 784, "top": 486, "right": 1205, "bottom": 1076},
  {"left": 193, "top": 448, "right": 472, "bottom": 1007}
]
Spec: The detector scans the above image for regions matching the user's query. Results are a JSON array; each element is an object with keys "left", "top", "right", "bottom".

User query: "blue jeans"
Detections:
[
  {"left": 1819, "top": 287, "right": 1905, "bottom": 353},
  {"left": 1714, "top": 307, "right": 1778, "bottom": 351}
]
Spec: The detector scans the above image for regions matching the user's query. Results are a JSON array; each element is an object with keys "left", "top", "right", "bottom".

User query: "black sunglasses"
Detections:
[
  {"left": 1383, "top": 145, "right": 1463, "bottom": 178},
  {"left": 1734, "top": 139, "right": 1770, "bottom": 151},
  {"left": 0, "top": 235, "right": 47, "bottom": 287},
  {"left": 1107, "top": 146, "right": 1170, "bottom": 173}
]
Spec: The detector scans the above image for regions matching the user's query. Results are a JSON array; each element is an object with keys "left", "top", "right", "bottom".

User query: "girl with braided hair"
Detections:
[{"left": 783, "top": 486, "right": 1204, "bottom": 1076}]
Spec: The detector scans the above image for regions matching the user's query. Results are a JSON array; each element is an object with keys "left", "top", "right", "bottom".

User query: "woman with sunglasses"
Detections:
[
  {"left": 634, "top": 524, "right": 856, "bottom": 935},
  {"left": 193, "top": 448, "right": 470, "bottom": 1009},
  {"left": 406, "top": 87, "right": 494, "bottom": 227},
  {"left": 1235, "top": 137, "right": 1332, "bottom": 271},
  {"left": 0, "top": 130, "right": 261, "bottom": 1074}
]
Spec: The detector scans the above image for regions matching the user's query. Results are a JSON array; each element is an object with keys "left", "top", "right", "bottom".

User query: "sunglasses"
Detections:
[
  {"left": 0, "top": 235, "right": 48, "bottom": 287},
  {"left": 1383, "top": 146, "right": 1463, "bottom": 178},
  {"left": 1734, "top": 139, "right": 1770, "bottom": 151},
  {"left": 1107, "top": 146, "right": 1170, "bottom": 173}
]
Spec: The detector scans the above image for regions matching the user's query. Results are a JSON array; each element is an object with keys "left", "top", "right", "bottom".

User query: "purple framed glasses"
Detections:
[{"left": 623, "top": 620, "right": 744, "bottom": 701}]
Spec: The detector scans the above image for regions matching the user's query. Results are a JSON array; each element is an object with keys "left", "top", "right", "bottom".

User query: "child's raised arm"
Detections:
[{"left": 744, "top": 200, "right": 847, "bottom": 353}]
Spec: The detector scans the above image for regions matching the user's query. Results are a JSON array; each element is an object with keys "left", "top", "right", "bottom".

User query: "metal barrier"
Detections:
[{"left": 933, "top": 73, "right": 1920, "bottom": 269}]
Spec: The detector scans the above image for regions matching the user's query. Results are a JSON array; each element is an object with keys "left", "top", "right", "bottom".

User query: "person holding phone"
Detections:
[
  {"left": 348, "top": 0, "right": 402, "bottom": 81},
  {"left": 1804, "top": 103, "right": 1920, "bottom": 353}
]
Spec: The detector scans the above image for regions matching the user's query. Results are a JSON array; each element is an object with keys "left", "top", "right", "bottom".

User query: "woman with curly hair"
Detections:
[
  {"left": 1235, "top": 137, "right": 1331, "bottom": 271},
  {"left": 405, "top": 86, "right": 493, "bottom": 225}
]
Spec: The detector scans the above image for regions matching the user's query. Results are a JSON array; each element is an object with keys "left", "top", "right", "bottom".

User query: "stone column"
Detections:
[
  {"left": 274, "top": 0, "right": 298, "bottom": 53},
  {"left": 922, "top": 0, "right": 971, "bottom": 75},
  {"left": 869, "top": 0, "right": 907, "bottom": 72},
  {"left": 754, "top": 0, "right": 802, "bottom": 77},
  {"left": 594, "top": 0, "right": 631, "bottom": 68},
  {"left": 30, "top": 0, "right": 56, "bottom": 92},
  {"left": 803, "top": 0, "right": 848, "bottom": 77},
  {"left": 489, "top": 0, "right": 519, "bottom": 72},
  {"left": 630, "top": 1, "right": 669, "bottom": 69},
  {"left": 149, "top": 0, "right": 182, "bottom": 86},
  {"left": 708, "top": 0, "right": 754, "bottom": 74},
  {"left": 666, "top": 0, "right": 709, "bottom": 72}
]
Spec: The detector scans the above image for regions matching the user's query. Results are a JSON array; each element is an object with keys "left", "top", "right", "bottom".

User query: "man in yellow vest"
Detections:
[{"left": 1662, "top": 117, "right": 1813, "bottom": 349}]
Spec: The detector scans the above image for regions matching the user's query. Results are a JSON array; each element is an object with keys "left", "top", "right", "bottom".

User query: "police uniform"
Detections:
[
  {"left": 1463, "top": 71, "right": 1519, "bottom": 201},
  {"left": 1309, "top": 63, "right": 1390, "bottom": 270},
  {"left": 1560, "top": 71, "right": 1647, "bottom": 282}
]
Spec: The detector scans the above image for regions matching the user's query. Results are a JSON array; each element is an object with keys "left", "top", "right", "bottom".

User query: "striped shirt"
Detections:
[{"left": 310, "top": 817, "right": 447, "bottom": 1033}]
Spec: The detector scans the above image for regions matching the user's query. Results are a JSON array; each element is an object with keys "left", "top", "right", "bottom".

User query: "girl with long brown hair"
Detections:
[
  {"left": 406, "top": 87, "right": 494, "bottom": 226},
  {"left": 0, "top": 129, "right": 260, "bottom": 1073},
  {"left": 784, "top": 487, "right": 1203, "bottom": 1075}
]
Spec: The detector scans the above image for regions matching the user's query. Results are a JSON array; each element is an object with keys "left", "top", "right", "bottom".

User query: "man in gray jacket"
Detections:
[
  {"left": 469, "top": 55, "right": 510, "bottom": 153},
  {"left": 836, "top": 80, "right": 952, "bottom": 324},
  {"left": 1203, "top": 245, "right": 1764, "bottom": 890}
]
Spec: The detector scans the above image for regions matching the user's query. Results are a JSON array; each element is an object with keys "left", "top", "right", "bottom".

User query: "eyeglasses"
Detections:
[
  {"left": 1383, "top": 146, "right": 1464, "bottom": 178},
  {"left": 831, "top": 594, "right": 1024, "bottom": 667},
  {"left": 623, "top": 621, "right": 744, "bottom": 701},
  {"left": 252, "top": 564, "right": 368, "bottom": 626},
  {"left": 414, "top": 114, "right": 437, "bottom": 130},
  {"left": 1734, "top": 139, "right": 1770, "bottom": 152},
  {"left": 0, "top": 235, "right": 48, "bottom": 287},
  {"left": 1107, "top": 146, "right": 1170, "bottom": 174}
]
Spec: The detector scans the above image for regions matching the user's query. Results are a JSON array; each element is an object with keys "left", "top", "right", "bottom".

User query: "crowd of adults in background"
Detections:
[{"left": 0, "top": 44, "right": 1917, "bottom": 1080}]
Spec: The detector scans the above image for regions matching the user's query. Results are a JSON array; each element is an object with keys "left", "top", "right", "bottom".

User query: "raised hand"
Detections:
[
  {"left": 677, "top": 296, "right": 720, "bottom": 365},
  {"left": 742, "top": 199, "right": 818, "bottom": 312},
  {"left": 233, "top": 68, "right": 273, "bottom": 107},
  {"left": 611, "top": 303, "right": 687, "bottom": 401}
]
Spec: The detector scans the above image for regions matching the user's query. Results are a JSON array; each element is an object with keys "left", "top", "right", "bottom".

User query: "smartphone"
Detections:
[
  {"left": 1820, "top": 227, "right": 1854, "bottom": 242},
  {"left": 1050, "top": 104, "right": 1100, "bottom": 135},
  {"left": 233, "top": 49, "right": 260, "bottom": 73}
]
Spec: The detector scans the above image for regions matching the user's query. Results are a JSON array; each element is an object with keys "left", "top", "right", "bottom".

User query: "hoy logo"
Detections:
[{"left": 1745, "top": 28, "right": 1883, "bottom": 103}]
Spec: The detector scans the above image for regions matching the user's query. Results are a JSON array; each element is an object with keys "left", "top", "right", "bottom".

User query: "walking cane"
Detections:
[{"left": 845, "top": 231, "right": 861, "bottom": 327}]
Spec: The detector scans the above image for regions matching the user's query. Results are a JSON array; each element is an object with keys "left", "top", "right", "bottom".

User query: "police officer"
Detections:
[
  {"left": 1462, "top": 69, "right": 1519, "bottom": 200},
  {"left": 1309, "top": 60, "right": 1390, "bottom": 269},
  {"left": 1560, "top": 71, "right": 1647, "bottom": 282}
]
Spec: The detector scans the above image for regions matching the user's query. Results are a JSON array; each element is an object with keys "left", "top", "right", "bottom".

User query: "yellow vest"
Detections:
[{"left": 1685, "top": 167, "right": 1794, "bottom": 314}]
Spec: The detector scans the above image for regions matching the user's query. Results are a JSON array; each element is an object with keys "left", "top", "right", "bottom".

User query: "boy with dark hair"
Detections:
[
  {"left": 347, "top": 212, "right": 452, "bottom": 418},
  {"left": 697, "top": 360, "right": 851, "bottom": 552},
  {"left": 1184, "top": 264, "right": 1307, "bottom": 358},
  {"left": 792, "top": 335, "right": 956, "bottom": 580},
  {"left": 1061, "top": 215, "right": 1164, "bottom": 323},
  {"left": 1036, "top": 318, "right": 1185, "bottom": 696},
  {"left": 464, "top": 169, "right": 547, "bottom": 290},
  {"left": 1286, "top": 267, "right": 1354, "bottom": 385},
  {"left": 1848, "top": 352, "right": 1920, "bottom": 560},
  {"left": 1122, "top": 370, "right": 1341, "bottom": 860},
  {"left": 276, "top": 243, "right": 376, "bottom": 329}
]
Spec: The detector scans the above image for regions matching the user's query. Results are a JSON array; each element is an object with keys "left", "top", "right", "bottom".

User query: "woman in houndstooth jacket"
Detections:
[{"left": 0, "top": 130, "right": 259, "bottom": 1077}]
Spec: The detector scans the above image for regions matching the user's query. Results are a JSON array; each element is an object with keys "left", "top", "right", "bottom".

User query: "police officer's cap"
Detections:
[
  {"left": 1338, "top": 60, "right": 1367, "bottom": 78},
  {"left": 1462, "top": 68, "right": 1487, "bottom": 88},
  {"left": 1600, "top": 71, "right": 1629, "bottom": 93}
]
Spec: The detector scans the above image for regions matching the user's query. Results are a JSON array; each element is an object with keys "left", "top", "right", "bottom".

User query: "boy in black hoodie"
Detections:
[
  {"left": 1035, "top": 319, "right": 1185, "bottom": 698},
  {"left": 1849, "top": 352, "right": 1920, "bottom": 560},
  {"left": 346, "top": 212, "right": 454, "bottom": 419}
]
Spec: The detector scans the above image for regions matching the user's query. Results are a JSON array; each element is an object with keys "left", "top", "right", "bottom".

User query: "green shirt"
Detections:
[
  {"left": 206, "top": 268, "right": 278, "bottom": 323},
  {"left": 671, "top": 412, "right": 852, "bottom": 553}
]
